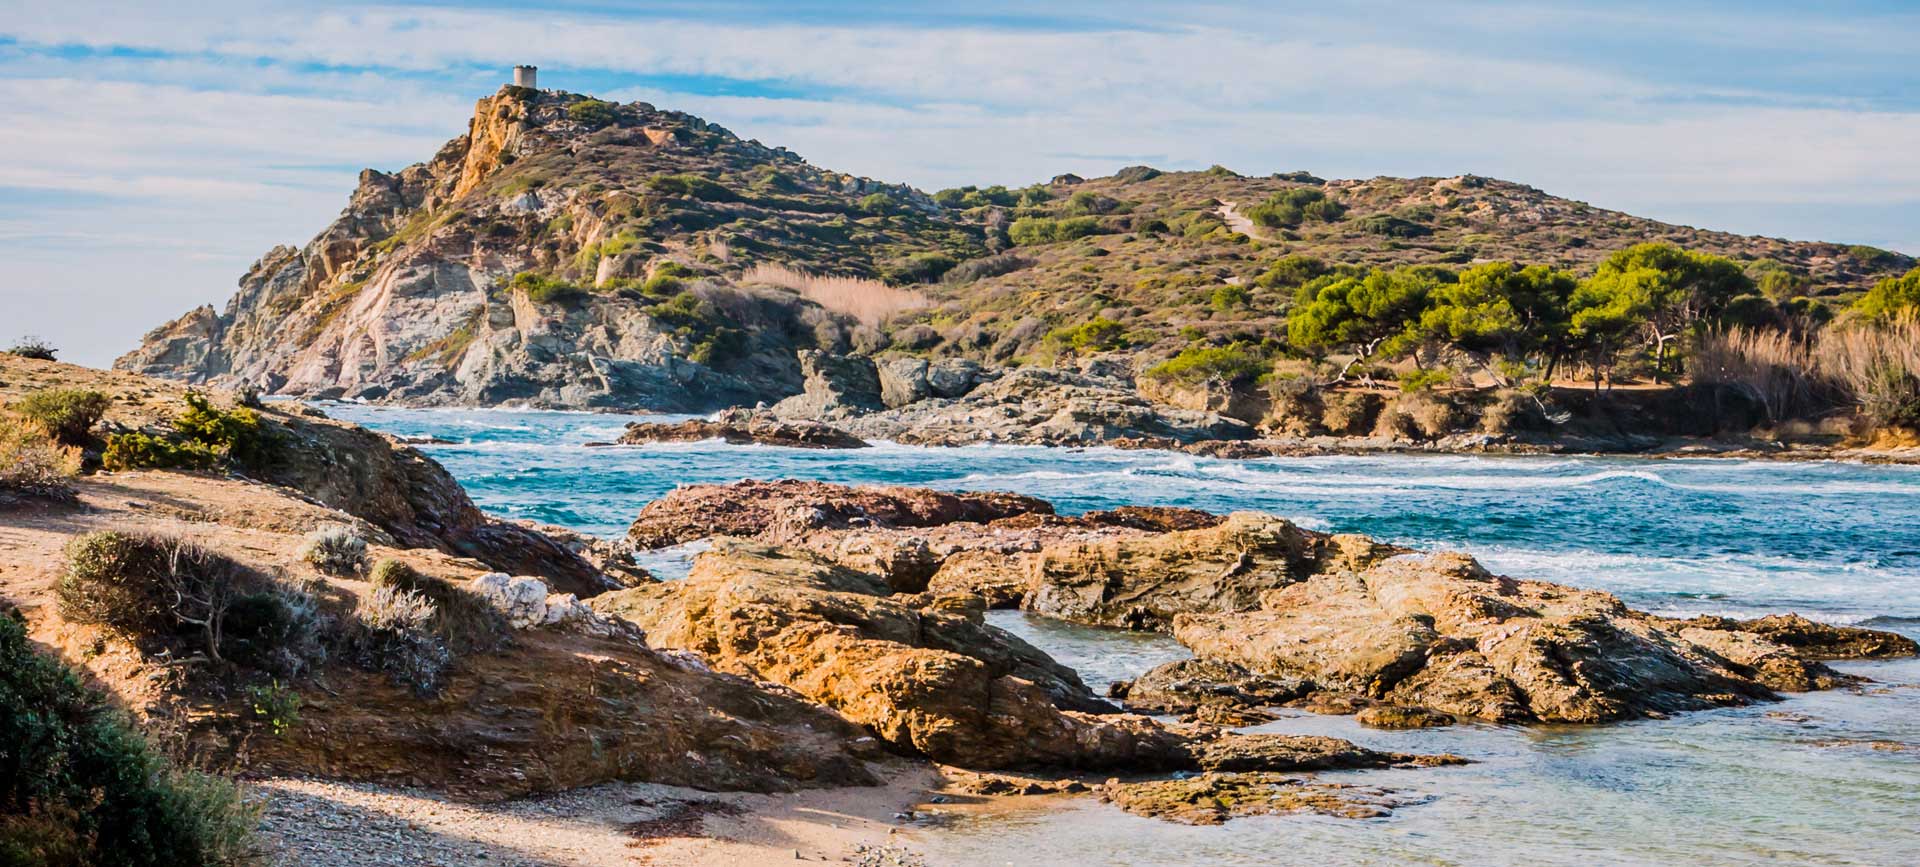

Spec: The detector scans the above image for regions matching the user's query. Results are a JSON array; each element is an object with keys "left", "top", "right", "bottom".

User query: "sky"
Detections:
[{"left": 3, "top": 1, "right": 1918, "bottom": 367}]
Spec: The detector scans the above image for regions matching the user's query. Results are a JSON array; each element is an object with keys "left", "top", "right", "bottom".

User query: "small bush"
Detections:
[
  {"left": 102, "top": 431, "right": 218, "bottom": 471},
  {"left": 56, "top": 532, "right": 258, "bottom": 663},
  {"left": 1398, "top": 368, "right": 1454, "bottom": 393},
  {"left": 943, "top": 252, "right": 1031, "bottom": 284},
  {"left": 1244, "top": 188, "right": 1345, "bottom": 229},
  {"left": 1044, "top": 318, "right": 1129, "bottom": 355},
  {"left": 298, "top": 525, "right": 367, "bottom": 576},
  {"left": 351, "top": 584, "right": 452, "bottom": 695},
  {"left": 0, "top": 611, "right": 263, "bottom": 866},
  {"left": 880, "top": 252, "right": 958, "bottom": 284},
  {"left": 509, "top": 272, "right": 587, "bottom": 306},
  {"left": 1355, "top": 214, "right": 1432, "bottom": 238},
  {"left": 566, "top": 98, "right": 619, "bottom": 127},
  {"left": 3, "top": 336, "right": 56, "bottom": 360},
  {"left": 244, "top": 680, "right": 302, "bottom": 736},
  {"left": 647, "top": 174, "right": 736, "bottom": 202},
  {"left": 1, "top": 414, "right": 81, "bottom": 497},
  {"left": 1144, "top": 343, "right": 1267, "bottom": 385},
  {"left": 367, "top": 558, "right": 422, "bottom": 592},
  {"left": 1009, "top": 216, "right": 1102, "bottom": 246},
  {"left": 1210, "top": 284, "right": 1250, "bottom": 311},
  {"left": 1320, "top": 391, "right": 1378, "bottom": 435},
  {"left": 12, "top": 389, "right": 109, "bottom": 445},
  {"left": 858, "top": 192, "right": 898, "bottom": 215}
]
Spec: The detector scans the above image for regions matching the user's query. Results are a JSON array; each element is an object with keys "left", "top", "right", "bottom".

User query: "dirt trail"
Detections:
[{"left": 1216, "top": 200, "right": 1273, "bottom": 242}]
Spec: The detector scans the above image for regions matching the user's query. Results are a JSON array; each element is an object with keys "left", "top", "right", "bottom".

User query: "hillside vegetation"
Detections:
[{"left": 116, "top": 85, "right": 1917, "bottom": 416}]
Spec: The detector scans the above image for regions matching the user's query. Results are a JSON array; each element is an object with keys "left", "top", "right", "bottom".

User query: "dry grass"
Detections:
[
  {"left": 1692, "top": 317, "right": 1920, "bottom": 431},
  {"left": 1814, "top": 315, "right": 1920, "bottom": 430},
  {"left": 744, "top": 263, "right": 929, "bottom": 327},
  {"left": 1689, "top": 328, "right": 1825, "bottom": 423},
  {"left": 1, "top": 413, "right": 82, "bottom": 497}
]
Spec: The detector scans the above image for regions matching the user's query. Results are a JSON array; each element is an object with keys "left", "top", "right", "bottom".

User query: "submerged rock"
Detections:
[{"left": 1099, "top": 773, "right": 1417, "bottom": 825}]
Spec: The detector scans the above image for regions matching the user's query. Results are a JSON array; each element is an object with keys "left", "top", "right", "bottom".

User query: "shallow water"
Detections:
[{"left": 327, "top": 404, "right": 1920, "bottom": 865}]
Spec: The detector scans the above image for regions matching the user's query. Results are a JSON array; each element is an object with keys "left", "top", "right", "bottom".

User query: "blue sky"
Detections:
[{"left": 4, "top": 0, "right": 1918, "bottom": 366}]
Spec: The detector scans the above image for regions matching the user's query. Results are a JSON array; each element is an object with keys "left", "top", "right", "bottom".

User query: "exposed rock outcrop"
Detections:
[
  {"left": 624, "top": 479, "right": 1052, "bottom": 550},
  {"left": 766, "top": 363, "right": 1255, "bottom": 447},
  {"left": 1169, "top": 551, "right": 1914, "bottom": 724},
  {"left": 592, "top": 542, "right": 1454, "bottom": 773},
  {"left": 1100, "top": 773, "right": 1418, "bottom": 825},
  {"left": 615, "top": 411, "right": 868, "bottom": 449}
]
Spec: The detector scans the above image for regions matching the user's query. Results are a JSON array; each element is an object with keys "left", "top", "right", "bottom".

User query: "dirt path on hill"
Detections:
[{"left": 1216, "top": 200, "right": 1273, "bottom": 242}]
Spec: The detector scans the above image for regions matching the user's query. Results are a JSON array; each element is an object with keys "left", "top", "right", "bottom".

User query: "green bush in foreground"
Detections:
[{"left": 0, "top": 611, "right": 262, "bottom": 866}]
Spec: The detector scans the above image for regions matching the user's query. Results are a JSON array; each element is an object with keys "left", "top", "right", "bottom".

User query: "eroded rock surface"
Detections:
[
  {"left": 1171, "top": 551, "right": 1914, "bottom": 724},
  {"left": 591, "top": 541, "right": 1450, "bottom": 773},
  {"left": 1100, "top": 774, "right": 1417, "bottom": 825}
]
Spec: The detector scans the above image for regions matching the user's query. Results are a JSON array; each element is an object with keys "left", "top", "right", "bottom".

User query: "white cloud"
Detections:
[{"left": 1, "top": 0, "right": 1916, "bottom": 368}]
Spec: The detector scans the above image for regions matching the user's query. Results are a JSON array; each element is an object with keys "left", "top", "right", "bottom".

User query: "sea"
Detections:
[{"left": 327, "top": 404, "right": 1920, "bottom": 866}]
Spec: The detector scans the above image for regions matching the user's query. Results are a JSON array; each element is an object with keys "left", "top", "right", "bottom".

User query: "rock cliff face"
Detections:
[{"left": 117, "top": 87, "right": 966, "bottom": 410}]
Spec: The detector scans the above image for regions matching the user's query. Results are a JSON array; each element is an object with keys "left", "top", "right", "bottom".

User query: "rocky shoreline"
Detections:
[{"left": 6, "top": 356, "right": 1916, "bottom": 864}]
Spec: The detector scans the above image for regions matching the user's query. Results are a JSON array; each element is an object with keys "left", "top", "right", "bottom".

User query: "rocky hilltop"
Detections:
[
  {"left": 118, "top": 84, "right": 1915, "bottom": 414},
  {"left": 117, "top": 86, "right": 972, "bottom": 409}
]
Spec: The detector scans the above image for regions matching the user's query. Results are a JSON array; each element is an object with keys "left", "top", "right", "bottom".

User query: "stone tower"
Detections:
[{"left": 513, "top": 65, "right": 538, "bottom": 89}]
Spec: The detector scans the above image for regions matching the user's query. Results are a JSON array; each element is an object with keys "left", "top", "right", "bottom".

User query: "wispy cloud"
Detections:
[{"left": 1, "top": 0, "right": 1915, "bottom": 366}]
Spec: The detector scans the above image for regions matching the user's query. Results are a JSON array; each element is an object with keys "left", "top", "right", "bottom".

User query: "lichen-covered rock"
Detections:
[{"left": 1355, "top": 704, "right": 1456, "bottom": 729}]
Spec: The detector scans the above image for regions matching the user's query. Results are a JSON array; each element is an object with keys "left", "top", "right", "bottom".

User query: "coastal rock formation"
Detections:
[
  {"left": 1024, "top": 512, "right": 1345, "bottom": 630},
  {"left": 615, "top": 410, "right": 868, "bottom": 449},
  {"left": 593, "top": 542, "right": 1452, "bottom": 773},
  {"left": 773, "top": 364, "right": 1257, "bottom": 447},
  {"left": 625, "top": 479, "right": 1052, "bottom": 549},
  {"left": 1169, "top": 551, "right": 1912, "bottom": 724}
]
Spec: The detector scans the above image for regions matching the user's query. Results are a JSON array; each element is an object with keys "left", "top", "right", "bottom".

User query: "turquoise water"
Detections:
[{"left": 326, "top": 404, "right": 1920, "bottom": 865}]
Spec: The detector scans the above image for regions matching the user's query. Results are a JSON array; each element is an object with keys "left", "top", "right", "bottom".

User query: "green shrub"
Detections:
[
  {"left": 367, "top": 558, "right": 423, "bottom": 592},
  {"left": 1848, "top": 245, "right": 1900, "bottom": 268},
  {"left": 509, "top": 272, "right": 587, "bottom": 306},
  {"left": 1398, "top": 368, "right": 1454, "bottom": 392},
  {"left": 0, "top": 611, "right": 263, "bottom": 866},
  {"left": 1204, "top": 164, "right": 1239, "bottom": 177},
  {"left": 647, "top": 174, "right": 736, "bottom": 202},
  {"left": 102, "top": 432, "right": 218, "bottom": 471},
  {"left": 1852, "top": 267, "right": 1920, "bottom": 321},
  {"left": 1144, "top": 343, "right": 1268, "bottom": 385},
  {"left": 1355, "top": 214, "right": 1432, "bottom": 238},
  {"left": 11, "top": 389, "right": 108, "bottom": 446},
  {"left": 1010, "top": 216, "right": 1102, "bottom": 246},
  {"left": 881, "top": 252, "right": 958, "bottom": 284},
  {"left": 1210, "top": 284, "right": 1251, "bottom": 311},
  {"left": 1244, "top": 188, "right": 1345, "bottom": 228},
  {"left": 243, "top": 680, "right": 302, "bottom": 737},
  {"left": 1044, "top": 317, "right": 1129, "bottom": 354},
  {"left": 858, "top": 192, "right": 898, "bottom": 215},
  {"left": 103, "top": 393, "right": 267, "bottom": 471},
  {"left": 566, "top": 98, "right": 618, "bottom": 127}
]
